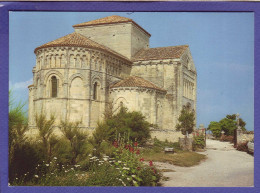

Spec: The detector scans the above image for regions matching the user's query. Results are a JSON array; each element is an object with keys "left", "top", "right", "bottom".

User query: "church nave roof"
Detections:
[{"left": 132, "top": 45, "right": 189, "bottom": 62}]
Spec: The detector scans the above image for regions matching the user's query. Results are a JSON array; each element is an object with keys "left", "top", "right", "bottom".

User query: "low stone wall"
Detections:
[
  {"left": 150, "top": 129, "right": 183, "bottom": 142},
  {"left": 179, "top": 137, "right": 193, "bottom": 151},
  {"left": 237, "top": 133, "right": 254, "bottom": 144},
  {"left": 25, "top": 126, "right": 93, "bottom": 141}
]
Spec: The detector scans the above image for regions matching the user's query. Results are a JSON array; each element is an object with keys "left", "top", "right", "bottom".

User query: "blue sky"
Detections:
[{"left": 9, "top": 12, "right": 254, "bottom": 130}]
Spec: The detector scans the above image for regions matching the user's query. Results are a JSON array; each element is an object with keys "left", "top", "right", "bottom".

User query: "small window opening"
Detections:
[
  {"left": 93, "top": 82, "right": 98, "bottom": 100},
  {"left": 51, "top": 76, "right": 58, "bottom": 98}
]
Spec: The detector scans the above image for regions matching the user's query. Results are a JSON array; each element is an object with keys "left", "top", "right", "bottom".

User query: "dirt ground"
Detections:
[{"left": 155, "top": 139, "right": 254, "bottom": 187}]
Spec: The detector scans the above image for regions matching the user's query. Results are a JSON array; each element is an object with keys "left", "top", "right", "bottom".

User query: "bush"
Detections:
[
  {"left": 236, "top": 142, "right": 248, "bottom": 152},
  {"left": 9, "top": 141, "right": 44, "bottom": 184},
  {"left": 193, "top": 135, "right": 205, "bottom": 150},
  {"left": 92, "top": 107, "right": 151, "bottom": 145},
  {"left": 220, "top": 135, "right": 234, "bottom": 143}
]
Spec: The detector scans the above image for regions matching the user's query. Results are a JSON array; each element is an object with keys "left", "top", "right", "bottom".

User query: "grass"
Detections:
[{"left": 142, "top": 151, "right": 207, "bottom": 167}]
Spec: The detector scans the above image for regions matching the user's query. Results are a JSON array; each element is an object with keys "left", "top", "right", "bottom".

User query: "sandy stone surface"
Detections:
[{"left": 155, "top": 139, "right": 254, "bottom": 187}]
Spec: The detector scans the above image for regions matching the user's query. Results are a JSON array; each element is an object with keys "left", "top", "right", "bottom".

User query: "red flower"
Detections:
[
  {"left": 149, "top": 161, "right": 153, "bottom": 166},
  {"left": 134, "top": 142, "right": 138, "bottom": 147},
  {"left": 140, "top": 158, "right": 144, "bottom": 162},
  {"left": 129, "top": 147, "right": 134, "bottom": 153},
  {"left": 113, "top": 141, "right": 118, "bottom": 148},
  {"left": 152, "top": 168, "right": 156, "bottom": 174},
  {"left": 125, "top": 145, "right": 129, "bottom": 149},
  {"left": 136, "top": 149, "right": 140, "bottom": 155},
  {"left": 137, "top": 167, "right": 141, "bottom": 170}
]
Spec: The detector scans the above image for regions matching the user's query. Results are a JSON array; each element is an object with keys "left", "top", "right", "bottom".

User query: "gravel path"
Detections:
[{"left": 156, "top": 139, "right": 254, "bottom": 187}]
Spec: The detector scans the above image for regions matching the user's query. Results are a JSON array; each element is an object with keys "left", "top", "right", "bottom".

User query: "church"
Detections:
[{"left": 28, "top": 15, "right": 197, "bottom": 142}]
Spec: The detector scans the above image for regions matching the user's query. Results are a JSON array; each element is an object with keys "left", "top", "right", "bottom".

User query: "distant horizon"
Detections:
[{"left": 9, "top": 12, "right": 254, "bottom": 131}]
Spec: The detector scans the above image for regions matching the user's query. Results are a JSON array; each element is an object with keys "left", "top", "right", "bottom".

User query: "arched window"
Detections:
[
  {"left": 51, "top": 76, "right": 58, "bottom": 97},
  {"left": 93, "top": 82, "right": 98, "bottom": 100}
]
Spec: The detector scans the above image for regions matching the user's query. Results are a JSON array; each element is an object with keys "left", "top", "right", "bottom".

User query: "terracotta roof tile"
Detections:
[
  {"left": 132, "top": 45, "right": 189, "bottom": 61},
  {"left": 34, "top": 32, "right": 131, "bottom": 62},
  {"left": 110, "top": 76, "right": 166, "bottom": 92},
  {"left": 73, "top": 15, "right": 132, "bottom": 27},
  {"left": 73, "top": 15, "right": 151, "bottom": 37}
]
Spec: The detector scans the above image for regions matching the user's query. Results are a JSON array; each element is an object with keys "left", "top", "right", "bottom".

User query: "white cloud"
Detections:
[{"left": 9, "top": 78, "right": 33, "bottom": 90}]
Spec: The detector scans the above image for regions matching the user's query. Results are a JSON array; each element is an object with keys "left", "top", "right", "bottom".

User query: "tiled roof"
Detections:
[
  {"left": 110, "top": 76, "right": 166, "bottom": 92},
  {"left": 132, "top": 45, "right": 189, "bottom": 61},
  {"left": 73, "top": 15, "right": 132, "bottom": 27},
  {"left": 73, "top": 15, "right": 151, "bottom": 37},
  {"left": 34, "top": 32, "right": 131, "bottom": 62}
]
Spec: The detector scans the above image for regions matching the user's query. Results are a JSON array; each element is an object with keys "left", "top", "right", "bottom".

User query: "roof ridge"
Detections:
[
  {"left": 142, "top": 45, "right": 189, "bottom": 50},
  {"left": 73, "top": 15, "right": 132, "bottom": 27}
]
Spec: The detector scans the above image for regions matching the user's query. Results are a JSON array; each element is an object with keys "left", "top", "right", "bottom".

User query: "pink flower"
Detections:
[
  {"left": 149, "top": 161, "right": 153, "bottom": 166},
  {"left": 134, "top": 142, "right": 138, "bottom": 147},
  {"left": 140, "top": 158, "right": 144, "bottom": 162}
]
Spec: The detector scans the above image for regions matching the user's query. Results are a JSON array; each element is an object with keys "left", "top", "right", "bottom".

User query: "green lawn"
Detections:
[{"left": 142, "top": 151, "right": 207, "bottom": 167}]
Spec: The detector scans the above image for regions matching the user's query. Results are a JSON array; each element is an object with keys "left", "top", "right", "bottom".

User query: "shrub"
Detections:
[
  {"left": 59, "top": 120, "right": 88, "bottom": 164},
  {"left": 236, "top": 142, "right": 248, "bottom": 152},
  {"left": 193, "top": 135, "right": 205, "bottom": 150},
  {"left": 92, "top": 107, "right": 151, "bottom": 145},
  {"left": 220, "top": 135, "right": 234, "bottom": 143},
  {"left": 9, "top": 141, "right": 44, "bottom": 184}
]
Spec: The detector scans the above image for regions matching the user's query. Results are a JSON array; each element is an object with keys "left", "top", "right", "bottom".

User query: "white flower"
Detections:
[
  {"left": 75, "top": 174, "right": 79, "bottom": 176},
  {"left": 50, "top": 162, "right": 52, "bottom": 164},
  {"left": 127, "top": 178, "right": 130, "bottom": 181},
  {"left": 34, "top": 175, "right": 39, "bottom": 178},
  {"left": 116, "top": 168, "right": 120, "bottom": 170},
  {"left": 119, "top": 179, "right": 122, "bottom": 181},
  {"left": 89, "top": 154, "right": 92, "bottom": 157},
  {"left": 46, "top": 164, "right": 49, "bottom": 166},
  {"left": 118, "top": 161, "right": 122, "bottom": 163},
  {"left": 103, "top": 158, "right": 108, "bottom": 161},
  {"left": 75, "top": 165, "right": 80, "bottom": 168},
  {"left": 8, "top": 183, "right": 10, "bottom": 186},
  {"left": 132, "top": 175, "right": 136, "bottom": 178},
  {"left": 133, "top": 180, "right": 137, "bottom": 184},
  {"left": 15, "top": 178, "right": 18, "bottom": 180},
  {"left": 122, "top": 181, "right": 126, "bottom": 186},
  {"left": 38, "top": 164, "right": 40, "bottom": 166},
  {"left": 53, "top": 157, "right": 57, "bottom": 160},
  {"left": 81, "top": 174, "right": 85, "bottom": 176},
  {"left": 65, "top": 170, "right": 68, "bottom": 173},
  {"left": 98, "top": 164, "right": 101, "bottom": 166},
  {"left": 51, "top": 173, "right": 54, "bottom": 175},
  {"left": 24, "top": 174, "right": 27, "bottom": 176},
  {"left": 71, "top": 168, "right": 74, "bottom": 170}
]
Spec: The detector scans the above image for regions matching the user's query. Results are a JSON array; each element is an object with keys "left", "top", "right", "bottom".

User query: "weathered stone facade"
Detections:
[{"left": 28, "top": 15, "right": 197, "bottom": 142}]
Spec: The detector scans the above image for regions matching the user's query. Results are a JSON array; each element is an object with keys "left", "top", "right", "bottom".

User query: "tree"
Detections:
[
  {"left": 207, "top": 121, "right": 222, "bottom": 138},
  {"left": 176, "top": 104, "right": 195, "bottom": 136},
  {"left": 219, "top": 118, "right": 237, "bottom": 136}
]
